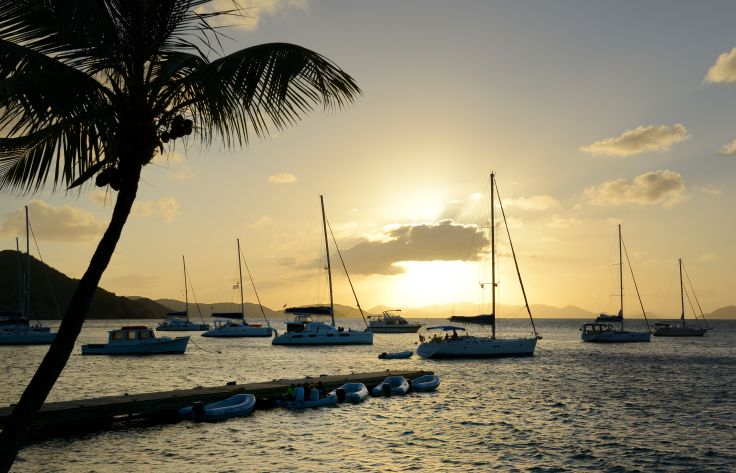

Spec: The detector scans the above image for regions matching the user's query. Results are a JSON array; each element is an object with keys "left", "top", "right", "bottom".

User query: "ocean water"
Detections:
[{"left": 2, "top": 318, "right": 734, "bottom": 472}]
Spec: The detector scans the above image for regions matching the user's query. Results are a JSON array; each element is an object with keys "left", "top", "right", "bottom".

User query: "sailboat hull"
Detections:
[
  {"left": 581, "top": 331, "right": 650, "bottom": 342},
  {"left": 0, "top": 330, "right": 56, "bottom": 345},
  {"left": 272, "top": 330, "right": 373, "bottom": 345},
  {"left": 416, "top": 336, "right": 536, "bottom": 359},
  {"left": 202, "top": 325, "right": 274, "bottom": 337}
]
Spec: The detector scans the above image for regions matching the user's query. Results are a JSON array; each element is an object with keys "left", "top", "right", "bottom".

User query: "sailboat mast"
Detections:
[
  {"left": 490, "top": 173, "right": 496, "bottom": 339},
  {"left": 320, "top": 195, "right": 335, "bottom": 326},
  {"left": 679, "top": 258, "right": 685, "bottom": 326},
  {"left": 16, "top": 237, "right": 22, "bottom": 315},
  {"left": 182, "top": 255, "right": 189, "bottom": 321},
  {"left": 618, "top": 224, "right": 624, "bottom": 331},
  {"left": 24, "top": 206, "right": 30, "bottom": 320},
  {"left": 237, "top": 239, "right": 245, "bottom": 321}
]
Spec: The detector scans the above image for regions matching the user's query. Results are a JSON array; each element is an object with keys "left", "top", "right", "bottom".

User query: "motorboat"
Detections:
[
  {"left": 417, "top": 325, "right": 537, "bottom": 358},
  {"left": 157, "top": 256, "right": 209, "bottom": 332},
  {"left": 332, "top": 383, "right": 369, "bottom": 403},
  {"left": 278, "top": 391, "right": 339, "bottom": 409},
  {"left": 652, "top": 259, "right": 711, "bottom": 337},
  {"left": 367, "top": 310, "right": 421, "bottom": 333},
  {"left": 410, "top": 374, "right": 440, "bottom": 392},
  {"left": 448, "top": 314, "right": 495, "bottom": 325},
  {"left": 178, "top": 393, "right": 256, "bottom": 421},
  {"left": 272, "top": 196, "right": 373, "bottom": 346},
  {"left": 580, "top": 224, "right": 651, "bottom": 343},
  {"left": 580, "top": 323, "right": 650, "bottom": 343},
  {"left": 378, "top": 350, "right": 413, "bottom": 359},
  {"left": 371, "top": 376, "right": 410, "bottom": 396},
  {"left": 202, "top": 239, "right": 274, "bottom": 338},
  {"left": 81, "top": 326, "right": 189, "bottom": 355},
  {"left": 416, "top": 174, "right": 541, "bottom": 359}
]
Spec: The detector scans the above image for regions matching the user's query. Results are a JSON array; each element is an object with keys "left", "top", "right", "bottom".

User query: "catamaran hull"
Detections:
[
  {"left": 272, "top": 331, "right": 373, "bottom": 345},
  {"left": 581, "top": 331, "right": 650, "bottom": 342},
  {"left": 653, "top": 327, "right": 709, "bottom": 337},
  {"left": 81, "top": 337, "right": 189, "bottom": 355},
  {"left": 157, "top": 323, "right": 210, "bottom": 332},
  {"left": 0, "top": 331, "right": 56, "bottom": 345},
  {"left": 416, "top": 337, "right": 537, "bottom": 359}
]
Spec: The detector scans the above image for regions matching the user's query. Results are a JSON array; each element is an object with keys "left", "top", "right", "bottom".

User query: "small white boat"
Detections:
[
  {"left": 378, "top": 350, "right": 413, "bottom": 359},
  {"left": 652, "top": 259, "right": 711, "bottom": 337},
  {"left": 367, "top": 310, "right": 422, "bottom": 333},
  {"left": 332, "top": 383, "right": 369, "bottom": 403},
  {"left": 278, "top": 391, "right": 339, "bottom": 409},
  {"left": 81, "top": 326, "right": 189, "bottom": 355},
  {"left": 371, "top": 376, "right": 410, "bottom": 396},
  {"left": 178, "top": 393, "right": 256, "bottom": 421},
  {"left": 410, "top": 374, "right": 441, "bottom": 392}
]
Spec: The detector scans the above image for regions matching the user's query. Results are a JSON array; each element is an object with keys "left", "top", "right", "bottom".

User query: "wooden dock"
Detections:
[{"left": 0, "top": 369, "right": 432, "bottom": 440}]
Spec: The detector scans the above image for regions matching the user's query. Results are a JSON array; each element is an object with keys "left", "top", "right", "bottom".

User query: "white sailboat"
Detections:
[
  {"left": 417, "top": 173, "right": 539, "bottom": 359},
  {"left": 202, "top": 239, "right": 274, "bottom": 338},
  {"left": 652, "top": 258, "right": 711, "bottom": 337},
  {"left": 0, "top": 206, "right": 56, "bottom": 345},
  {"left": 580, "top": 225, "right": 651, "bottom": 343},
  {"left": 157, "top": 255, "right": 210, "bottom": 331},
  {"left": 272, "top": 195, "right": 373, "bottom": 346}
]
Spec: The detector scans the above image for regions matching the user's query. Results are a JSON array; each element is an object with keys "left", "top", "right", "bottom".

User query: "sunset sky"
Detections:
[{"left": 2, "top": 1, "right": 736, "bottom": 317}]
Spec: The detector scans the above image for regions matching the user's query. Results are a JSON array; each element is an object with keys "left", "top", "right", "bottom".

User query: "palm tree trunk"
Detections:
[{"left": 0, "top": 163, "right": 143, "bottom": 472}]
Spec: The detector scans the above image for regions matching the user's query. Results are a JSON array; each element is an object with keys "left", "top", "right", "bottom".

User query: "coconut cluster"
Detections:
[{"left": 160, "top": 115, "right": 193, "bottom": 143}]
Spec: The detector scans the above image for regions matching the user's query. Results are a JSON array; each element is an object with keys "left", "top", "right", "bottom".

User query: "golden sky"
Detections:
[{"left": 2, "top": 1, "right": 736, "bottom": 317}]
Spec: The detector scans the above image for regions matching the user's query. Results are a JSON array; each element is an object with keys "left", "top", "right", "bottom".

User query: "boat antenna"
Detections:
[
  {"left": 682, "top": 261, "right": 708, "bottom": 325},
  {"left": 621, "top": 235, "right": 651, "bottom": 332},
  {"left": 327, "top": 219, "right": 369, "bottom": 328},
  {"left": 236, "top": 238, "right": 245, "bottom": 321},
  {"left": 320, "top": 195, "right": 335, "bottom": 326},
  {"left": 495, "top": 178, "right": 540, "bottom": 339},
  {"left": 183, "top": 255, "right": 189, "bottom": 321},
  {"left": 490, "top": 173, "right": 496, "bottom": 339},
  {"left": 239, "top": 246, "right": 271, "bottom": 328}
]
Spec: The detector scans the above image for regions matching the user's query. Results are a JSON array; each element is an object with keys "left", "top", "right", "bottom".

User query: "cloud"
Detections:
[
  {"left": 694, "top": 184, "right": 722, "bottom": 196},
  {"left": 248, "top": 215, "right": 273, "bottom": 228},
  {"left": 717, "top": 138, "right": 736, "bottom": 155},
  {"left": 504, "top": 195, "right": 561, "bottom": 211},
  {"left": 705, "top": 47, "right": 736, "bottom": 83},
  {"left": 196, "top": 0, "right": 308, "bottom": 31},
  {"left": 334, "top": 219, "right": 488, "bottom": 275},
  {"left": 132, "top": 197, "right": 180, "bottom": 222},
  {"left": 1, "top": 200, "right": 106, "bottom": 242},
  {"left": 580, "top": 124, "right": 690, "bottom": 157},
  {"left": 268, "top": 173, "right": 297, "bottom": 184},
  {"left": 547, "top": 215, "right": 583, "bottom": 228},
  {"left": 700, "top": 252, "right": 716, "bottom": 261},
  {"left": 583, "top": 170, "right": 685, "bottom": 207},
  {"left": 89, "top": 189, "right": 111, "bottom": 206},
  {"left": 153, "top": 151, "right": 195, "bottom": 180}
]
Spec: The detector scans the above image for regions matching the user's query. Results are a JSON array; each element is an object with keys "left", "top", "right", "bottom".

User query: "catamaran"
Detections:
[
  {"left": 580, "top": 224, "right": 651, "bottom": 343},
  {"left": 272, "top": 195, "right": 373, "bottom": 346},
  {"left": 416, "top": 173, "right": 540, "bottom": 359},
  {"left": 202, "top": 239, "right": 274, "bottom": 337},
  {"left": 652, "top": 258, "right": 711, "bottom": 337},
  {"left": 157, "top": 255, "right": 210, "bottom": 331},
  {"left": 0, "top": 206, "right": 56, "bottom": 345}
]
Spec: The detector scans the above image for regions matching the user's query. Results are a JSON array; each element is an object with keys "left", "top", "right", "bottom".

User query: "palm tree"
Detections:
[{"left": 0, "top": 0, "right": 360, "bottom": 468}]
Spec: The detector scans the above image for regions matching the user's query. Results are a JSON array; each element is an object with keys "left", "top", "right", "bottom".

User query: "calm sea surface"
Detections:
[{"left": 2, "top": 318, "right": 734, "bottom": 472}]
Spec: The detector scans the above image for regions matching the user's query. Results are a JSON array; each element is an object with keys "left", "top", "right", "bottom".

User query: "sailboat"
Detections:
[
  {"left": 580, "top": 225, "right": 651, "bottom": 342},
  {"left": 0, "top": 206, "right": 57, "bottom": 345},
  {"left": 652, "top": 259, "right": 711, "bottom": 337},
  {"left": 157, "top": 255, "right": 210, "bottom": 331},
  {"left": 416, "top": 173, "right": 540, "bottom": 359},
  {"left": 272, "top": 195, "right": 373, "bottom": 346},
  {"left": 202, "top": 239, "right": 274, "bottom": 337}
]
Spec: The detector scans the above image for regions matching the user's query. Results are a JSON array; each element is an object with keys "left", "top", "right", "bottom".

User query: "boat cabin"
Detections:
[
  {"left": 109, "top": 326, "right": 156, "bottom": 342},
  {"left": 581, "top": 323, "right": 615, "bottom": 335}
]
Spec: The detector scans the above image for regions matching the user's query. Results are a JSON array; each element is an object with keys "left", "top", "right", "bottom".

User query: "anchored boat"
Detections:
[
  {"left": 653, "top": 258, "right": 711, "bottom": 337},
  {"left": 81, "top": 326, "right": 189, "bottom": 355},
  {"left": 367, "top": 310, "right": 422, "bottom": 333},
  {"left": 157, "top": 255, "right": 210, "bottom": 332},
  {"left": 417, "top": 173, "right": 540, "bottom": 359}
]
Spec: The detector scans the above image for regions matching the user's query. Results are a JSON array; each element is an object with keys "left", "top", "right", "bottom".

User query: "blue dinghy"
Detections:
[
  {"left": 410, "top": 374, "right": 440, "bottom": 392},
  {"left": 179, "top": 393, "right": 256, "bottom": 421},
  {"left": 378, "top": 350, "right": 413, "bottom": 359},
  {"left": 278, "top": 391, "right": 339, "bottom": 409},
  {"left": 371, "top": 376, "right": 410, "bottom": 396},
  {"left": 331, "top": 383, "right": 369, "bottom": 403}
]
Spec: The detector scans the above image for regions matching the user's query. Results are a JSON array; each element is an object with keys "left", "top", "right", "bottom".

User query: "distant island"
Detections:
[{"left": 2, "top": 250, "right": 735, "bottom": 320}]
